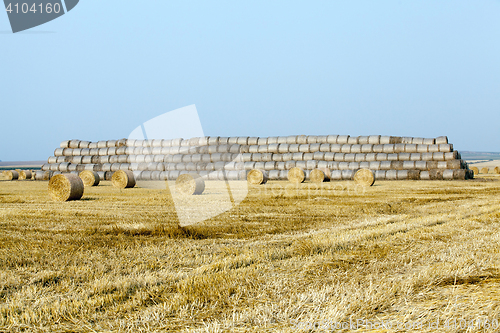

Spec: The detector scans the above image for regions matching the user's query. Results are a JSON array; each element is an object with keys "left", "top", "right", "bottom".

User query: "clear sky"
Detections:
[{"left": 1, "top": 0, "right": 499, "bottom": 161}]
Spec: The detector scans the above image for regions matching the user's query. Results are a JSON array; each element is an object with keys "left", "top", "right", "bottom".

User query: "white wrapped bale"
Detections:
[
  {"left": 341, "top": 170, "right": 356, "bottom": 180},
  {"left": 347, "top": 136, "right": 358, "bottom": 144},
  {"left": 327, "top": 135, "right": 339, "bottom": 143},
  {"left": 341, "top": 145, "right": 351, "bottom": 153},
  {"left": 435, "top": 136, "right": 448, "bottom": 144},
  {"left": 330, "top": 170, "right": 342, "bottom": 180}
]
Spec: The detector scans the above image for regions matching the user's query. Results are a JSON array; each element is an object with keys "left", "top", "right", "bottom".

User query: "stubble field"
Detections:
[{"left": 1, "top": 175, "right": 500, "bottom": 332}]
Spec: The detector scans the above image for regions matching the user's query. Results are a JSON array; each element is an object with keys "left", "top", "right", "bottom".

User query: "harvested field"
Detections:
[{"left": 1, "top": 176, "right": 500, "bottom": 332}]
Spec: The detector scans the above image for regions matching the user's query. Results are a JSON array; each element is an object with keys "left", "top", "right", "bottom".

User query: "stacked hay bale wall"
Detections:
[{"left": 39, "top": 135, "right": 471, "bottom": 182}]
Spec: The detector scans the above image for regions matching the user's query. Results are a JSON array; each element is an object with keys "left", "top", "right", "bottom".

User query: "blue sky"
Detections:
[{"left": 1, "top": 0, "right": 499, "bottom": 161}]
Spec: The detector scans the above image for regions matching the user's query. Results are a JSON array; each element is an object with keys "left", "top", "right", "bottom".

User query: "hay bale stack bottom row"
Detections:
[{"left": 39, "top": 135, "right": 473, "bottom": 181}]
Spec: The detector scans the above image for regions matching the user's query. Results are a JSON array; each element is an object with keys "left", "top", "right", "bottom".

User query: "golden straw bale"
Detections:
[
  {"left": 112, "top": 170, "right": 136, "bottom": 189},
  {"left": 247, "top": 169, "right": 268, "bottom": 185},
  {"left": 48, "top": 174, "right": 84, "bottom": 202},
  {"left": 287, "top": 167, "right": 305, "bottom": 183},
  {"left": 354, "top": 169, "right": 375, "bottom": 187},
  {"left": 175, "top": 173, "right": 205, "bottom": 195},
  {"left": 310, "top": 168, "right": 330, "bottom": 183},
  {"left": 79, "top": 170, "right": 100, "bottom": 187}
]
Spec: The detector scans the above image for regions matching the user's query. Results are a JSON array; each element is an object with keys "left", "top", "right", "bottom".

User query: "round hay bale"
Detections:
[
  {"left": 410, "top": 153, "right": 421, "bottom": 161},
  {"left": 60, "top": 140, "right": 70, "bottom": 148},
  {"left": 341, "top": 170, "right": 356, "bottom": 180},
  {"left": 330, "top": 170, "right": 342, "bottom": 180},
  {"left": 398, "top": 153, "right": 411, "bottom": 161},
  {"left": 429, "top": 169, "right": 444, "bottom": 180},
  {"left": 327, "top": 135, "right": 339, "bottom": 143},
  {"left": 470, "top": 166, "right": 479, "bottom": 175},
  {"left": 446, "top": 160, "right": 461, "bottom": 169},
  {"left": 337, "top": 135, "right": 350, "bottom": 144},
  {"left": 385, "top": 170, "right": 397, "bottom": 180},
  {"left": 444, "top": 151, "right": 459, "bottom": 160},
  {"left": 453, "top": 169, "right": 467, "bottom": 180},
  {"left": 443, "top": 169, "right": 455, "bottom": 180},
  {"left": 369, "top": 161, "right": 381, "bottom": 170},
  {"left": 285, "top": 161, "right": 296, "bottom": 169},
  {"left": 78, "top": 141, "right": 90, "bottom": 148},
  {"left": 494, "top": 166, "right": 500, "bottom": 174},
  {"left": 374, "top": 170, "right": 386, "bottom": 180},
  {"left": 287, "top": 167, "right": 305, "bottom": 183},
  {"left": 19, "top": 170, "right": 32, "bottom": 180},
  {"left": 417, "top": 145, "right": 429, "bottom": 153},
  {"left": 420, "top": 171, "right": 431, "bottom": 180},
  {"left": 324, "top": 152, "right": 335, "bottom": 161},
  {"left": 175, "top": 173, "right": 205, "bottom": 195},
  {"left": 334, "top": 153, "right": 345, "bottom": 162},
  {"left": 268, "top": 170, "right": 280, "bottom": 180},
  {"left": 389, "top": 137, "right": 403, "bottom": 144},
  {"left": 347, "top": 136, "right": 359, "bottom": 144},
  {"left": 244, "top": 162, "right": 256, "bottom": 170},
  {"left": 48, "top": 174, "right": 84, "bottom": 202},
  {"left": 350, "top": 145, "right": 362, "bottom": 154},
  {"left": 353, "top": 169, "right": 375, "bottom": 186},
  {"left": 383, "top": 144, "right": 395, "bottom": 154},
  {"left": 338, "top": 162, "right": 349, "bottom": 170},
  {"left": 247, "top": 169, "right": 268, "bottom": 185},
  {"left": 264, "top": 161, "right": 276, "bottom": 170},
  {"left": 68, "top": 140, "right": 80, "bottom": 149},
  {"left": 408, "top": 170, "right": 421, "bottom": 180},
  {"left": 355, "top": 154, "right": 367, "bottom": 162},
  {"left": 373, "top": 145, "right": 384, "bottom": 153},
  {"left": 357, "top": 136, "right": 369, "bottom": 144},
  {"left": 368, "top": 135, "right": 381, "bottom": 144},
  {"left": 112, "top": 170, "right": 136, "bottom": 189},
  {"left": 79, "top": 170, "right": 100, "bottom": 187},
  {"left": 397, "top": 170, "right": 409, "bottom": 180},
  {"left": 480, "top": 167, "right": 489, "bottom": 174},
  {"left": 289, "top": 144, "right": 300, "bottom": 153},
  {"left": 276, "top": 162, "right": 286, "bottom": 170},
  {"left": 403, "top": 161, "right": 415, "bottom": 169},
  {"left": 310, "top": 168, "right": 330, "bottom": 183},
  {"left": 435, "top": 136, "right": 448, "bottom": 145},
  {"left": 4, "top": 170, "right": 19, "bottom": 180},
  {"left": 330, "top": 144, "right": 342, "bottom": 153},
  {"left": 42, "top": 171, "right": 53, "bottom": 181}
]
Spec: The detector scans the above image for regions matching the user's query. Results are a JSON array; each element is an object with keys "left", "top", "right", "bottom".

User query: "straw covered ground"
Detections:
[{"left": 1, "top": 175, "right": 500, "bottom": 332}]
